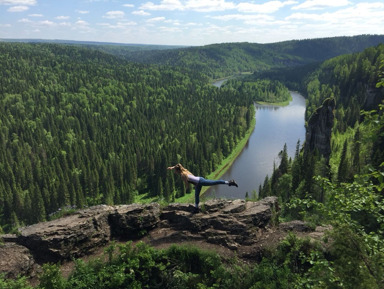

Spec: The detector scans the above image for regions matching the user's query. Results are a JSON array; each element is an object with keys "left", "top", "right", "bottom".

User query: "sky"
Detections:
[{"left": 1, "top": 0, "right": 383, "bottom": 46}]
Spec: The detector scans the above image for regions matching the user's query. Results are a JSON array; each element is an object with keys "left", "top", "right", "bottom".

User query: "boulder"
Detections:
[
  {"left": 160, "top": 197, "right": 279, "bottom": 249},
  {"left": 17, "top": 205, "right": 113, "bottom": 263},
  {"left": 279, "top": 220, "right": 314, "bottom": 232},
  {"left": 237, "top": 197, "right": 278, "bottom": 227},
  {"left": 109, "top": 203, "right": 161, "bottom": 239},
  {"left": 0, "top": 243, "right": 39, "bottom": 279}
]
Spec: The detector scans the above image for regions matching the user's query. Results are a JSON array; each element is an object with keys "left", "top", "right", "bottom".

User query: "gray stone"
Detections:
[
  {"left": 279, "top": 220, "right": 314, "bottom": 232},
  {"left": 222, "top": 199, "right": 246, "bottom": 214},
  {"left": 109, "top": 203, "right": 161, "bottom": 239},
  {"left": 17, "top": 205, "right": 113, "bottom": 262},
  {"left": 237, "top": 197, "right": 278, "bottom": 227},
  {"left": 0, "top": 243, "right": 39, "bottom": 279}
]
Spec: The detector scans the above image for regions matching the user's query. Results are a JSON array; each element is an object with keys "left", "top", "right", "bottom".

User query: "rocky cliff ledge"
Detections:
[{"left": 1, "top": 197, "right": 327, "bottom": 279}]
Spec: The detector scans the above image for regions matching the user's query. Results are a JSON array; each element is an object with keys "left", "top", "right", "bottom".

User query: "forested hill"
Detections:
[
  {"left": 116, "top": 35, "right": 384, "bottom": 79},
  {"left": 253, "top": 44, "right": 384, "bottom": 288},
  {"left": 260, "top": 43, "right": 384, "bottom": 201},
  {"left": 0, "top": 42, "right": 255, "bottom": 231}
]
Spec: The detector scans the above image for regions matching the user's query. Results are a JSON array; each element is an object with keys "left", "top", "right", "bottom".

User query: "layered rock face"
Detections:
[
  {"left": 305, "top": 98, "right": 336, "bottom": 160},
  {"left": 1, "top": 197, "right": 323, "bottom": 279}
]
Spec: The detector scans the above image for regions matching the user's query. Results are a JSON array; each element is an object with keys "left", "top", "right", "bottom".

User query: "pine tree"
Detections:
[
  {"left": 352, "top": 127, "right": 361, "bottom": 174},
  {"left": 261, "top": 175, "right": 271, "bottom": 198},
  {"left": 157, "top": 177, "right": 164, "bottom": 200},
  {"left": 32, "top": 185, "right": 46, "bottom": 223},
  {"left": 279, "top": 143, "right": 289, "bottom": 175},
  {"left": 271, "top": 162, "right": 279, "bottom": 196},
  {"left": 338, "top": 140, "right": 349, "bottom": 183},
  {"left": 291, "top": 140, "right": 302, "bottom": 193}
]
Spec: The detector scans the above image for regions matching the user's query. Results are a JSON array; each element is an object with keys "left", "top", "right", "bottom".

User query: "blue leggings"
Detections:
[{"left": 194, "top": 177, "right": 226, "bottom": 207}]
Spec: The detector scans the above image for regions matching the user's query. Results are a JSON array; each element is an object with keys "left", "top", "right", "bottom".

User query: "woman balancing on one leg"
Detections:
[{"left": 167, "top": 163, "right": 238, "bottom": 212}]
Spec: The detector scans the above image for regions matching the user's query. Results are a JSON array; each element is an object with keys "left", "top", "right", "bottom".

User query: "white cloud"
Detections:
[
  {"left": 210, "top": 13, "right": 281, "bottom": 26},
  {"left": 237, "top": 1, "right": 297, "bottom": 14},
  {"left": 186, "top": 22, "right": 202, "bottom": 26},
  {"left": 59, "top": 22, "right": 71, "bottom": 27},
  {"left": 76, "top": 10, "right": 89, "bottom": 14},
  {"left": 18, "top": 17, "right": 31, "bottom": 22},
  {"left": 29, "top": 13, "right": 43, "bottom": 17},
  {"left": 293, "top": 0, "right": 351, "bottom": 10},
  {"left": 139, "top": 0, "right": 298, "bottom": 13},
  {"left": 73, "top": 20, "right": 95, "bottom": 34},
  {"left": 39, "top": 20, "right": 55, "bottom": 26},
  {"left": 140, "top": 0, "right": 237, "bottom": 12},
  {"left": 103, "top": 10, "right": 125, "bottom": 19},
  {"left": 140, "top": 0, "right": 184, "bottom": 11},
  {"left": 75, "top": 20, "right": 89, "bottom": 26},
  {"left": 7, "top": 5, "right": 29, "bottom": 12},
  {"left": 287, "top": 2, "right": 384, "bottom": 22},
  {"left": 186, "top": 0, "right": 236, "bottom": 12},
  {"left": 123, "top": 4, "right": 134, "bottom": 8},
  {"left": 147, "top": 16, "right": 166, "bottom": 22},
  {"left": 132, "top": 10, "right": 151, "bottom": 16},
  {"left": 0, "top": 0, "right": 36, "bottom": 5},
  {"left": 99, "top": 21, "right": 137, "bottom": 29},
  {"left": 164, "top": 18, "right": 181, "bottom": 25},
  {"left": 116, "top": 21, "right": 137, "bottom": 26},
  {"left": 56, "top": 16, "right": 70, "bottom": 20},
  {"left": 158, "top": 25, "right": 182, "bottom": 33}
]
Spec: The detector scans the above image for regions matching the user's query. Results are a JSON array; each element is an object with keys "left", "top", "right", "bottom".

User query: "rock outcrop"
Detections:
[
  {"left": 1, "top": 197, "right": 327, "bottom": 280},
  {"left": 17, "top": 205, "right": 113, "bottom": 263},
  {"left": 305, "top": 98, "right": 335, "bottom": 160},
  {"left": 0, "top": 243, "right": 39, "bottom": 279},
  {"left": 156, "top": 197, "right": 278, "bottom": 250}
]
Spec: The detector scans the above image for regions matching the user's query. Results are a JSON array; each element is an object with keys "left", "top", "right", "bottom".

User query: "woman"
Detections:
[{"left": 167, "top": 163, "right": 238, "bottom": 212}]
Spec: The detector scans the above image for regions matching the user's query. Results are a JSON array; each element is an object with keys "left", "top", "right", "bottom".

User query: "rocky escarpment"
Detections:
[
  {"left": 305, "top": 97, "right": 336, "bottom": 160},
  {"left": 1, "top": 197, "right": 327, "bottom": 280}
]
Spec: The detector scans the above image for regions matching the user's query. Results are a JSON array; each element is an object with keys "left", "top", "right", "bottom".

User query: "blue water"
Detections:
[{"left": 204, "top": 91, "right": 306, "bottom": 199}]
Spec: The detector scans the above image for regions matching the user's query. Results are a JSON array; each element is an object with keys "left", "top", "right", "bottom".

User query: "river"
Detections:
[{"left": 204, "top": 86, "right": 306, "bottom": 200}]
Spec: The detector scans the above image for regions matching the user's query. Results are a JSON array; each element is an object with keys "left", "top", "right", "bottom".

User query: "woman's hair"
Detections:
[
  {"left": 174, "top": 163, "right": 193, "bottom": 176},
  {"left": 174, "top": 163, "right": 184, "bottom": 173}
]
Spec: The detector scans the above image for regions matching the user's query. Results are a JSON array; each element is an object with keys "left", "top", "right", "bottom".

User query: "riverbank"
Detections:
[
  {"left": 211, "top": 72, "right": 253, "bottom": 84},
  {"left": 255, "top": 94, "right": 293, "bottom": 107}
]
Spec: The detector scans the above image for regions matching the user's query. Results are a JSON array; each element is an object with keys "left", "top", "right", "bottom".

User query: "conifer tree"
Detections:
[
  {"left": 261, "top": 175, "right": 271, "bottom": 198},
  {"left": 338, "top": 140, "right": 349, "bottom": 183},
  {"left": 279, "top": 143, "right": 289, "bottom": 175},
  {"left": 157, "top": 178, "right": 164, "bottom": 200},
  {"left": 291, "top": 140, "right": 302, "bottom": 193},
  {"left": 352, "top": 127, "right": 361, "bottom": 174},
  {"left": 33, "top": 185, "right": 46, "bottom": 223}
]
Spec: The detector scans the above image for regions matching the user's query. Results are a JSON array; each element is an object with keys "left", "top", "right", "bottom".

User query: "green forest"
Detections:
[
  {"left": 0, "top": 42, "right": 256, "bottom": 230},
  {"left": 222, "top": 78, "right": 292, "bottom": 104},
  {"left": 1, "top": 36, "right": 384, "bottom": 288},
  {"left": 110, "top": 35, "right": 384, "bottom": 79}
]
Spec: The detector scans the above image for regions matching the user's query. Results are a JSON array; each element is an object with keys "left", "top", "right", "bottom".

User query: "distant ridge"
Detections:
[
  {"left": 107, "top": 34, "right": 384, "bottom": 78},
  {"left": 0, "top": 38, "right": 186, "bottom": 50},
  {"left": 2, "top": 34, "right": 383, "bottom": 79}
]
